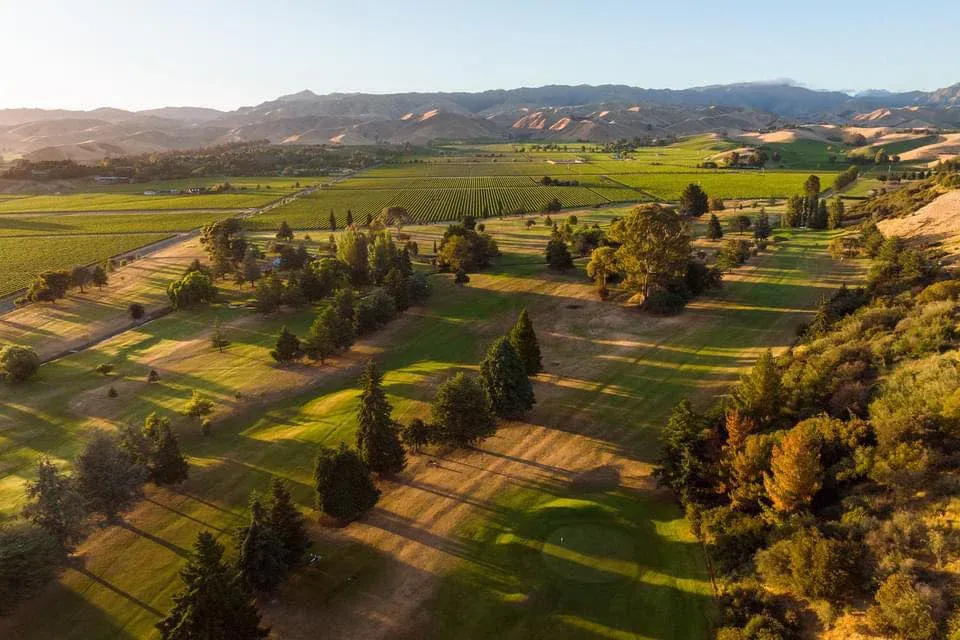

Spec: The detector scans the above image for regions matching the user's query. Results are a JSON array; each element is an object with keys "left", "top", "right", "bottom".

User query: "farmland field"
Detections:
[
  {"left": 0, "top": 190, "right": 284, "bottom": 213},
  {"left": 0, "top": 206, "right": 860, "bottom": 639},
  {"left": 0, "top": 233, "right": 172, "bottom": 295}
]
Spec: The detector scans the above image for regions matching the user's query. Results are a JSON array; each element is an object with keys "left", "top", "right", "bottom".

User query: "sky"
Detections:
[{"left": 2, "top": 0, "right": 958, "bottom": 112}]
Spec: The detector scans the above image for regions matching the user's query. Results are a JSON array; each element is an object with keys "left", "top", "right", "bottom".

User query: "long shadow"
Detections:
[
  {"left": 116, "top": 519, "right": 190, "bottom": 558},
  {"left": 73, "top": 564, "right": 165, "bottom": 618}
]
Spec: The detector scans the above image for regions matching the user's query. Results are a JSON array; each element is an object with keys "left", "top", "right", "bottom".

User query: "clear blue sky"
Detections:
[{"left": 2, "top": 0, "right": 957, "bottom": 111}]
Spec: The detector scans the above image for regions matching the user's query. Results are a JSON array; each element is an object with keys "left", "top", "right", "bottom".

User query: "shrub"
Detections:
[
  {"left": 643, "top": 290, "right": 687, "bottom": 315},
  {"left": 128, "top": 302, "right": 146, "bottom": 320},
  {"left": 167, "top": 271, "right": 216, "bottom": 310},
  {"left": 756, "top": 528, "right": 856, "bottom": 599},
  {"left": 95, "top": 363, "right": 114, "bottom": 376},
  {"left": 867, "top": 573, "right": 942, "bottom": 640}
]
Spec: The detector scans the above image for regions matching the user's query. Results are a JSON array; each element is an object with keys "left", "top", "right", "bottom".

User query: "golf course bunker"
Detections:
[{"left": 537, "top": 499, "right": 638, "bottom": 584}]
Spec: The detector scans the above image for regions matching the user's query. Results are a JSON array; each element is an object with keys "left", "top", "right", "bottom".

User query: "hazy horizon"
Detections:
[{"left": 3, "top": 0, "right": 958, "bottom": 112}]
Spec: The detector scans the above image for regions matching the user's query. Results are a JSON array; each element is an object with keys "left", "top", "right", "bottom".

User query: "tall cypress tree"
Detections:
[
  {"left": 157, "top": 532, "right": 269, "bottom": 640},
  {"left": 509, "top": 308, "right": 542, "bottom": 375},
  {"left": 236, "top": 498, "right": 286, "bottom": 594},
  {"left": 479, "top": 337, "right": 535, "bottom": 418},
  {"left": 706, "top": 214, "right": 724, "bottom": 241},
  {"left": 346, "top": 209, "right": 354, "bottom": 226},
  {"left": 356, "top": 360, "right": 407, "bottom": 475},
  {"left": 329, "top": 210, "right": 337, "bottom": 231},
  {"left": 734, "top": 349, "right": 782, "bottom": 427},
  {"left": 267, "top": 479, "right": 310, "bottom": 567}
]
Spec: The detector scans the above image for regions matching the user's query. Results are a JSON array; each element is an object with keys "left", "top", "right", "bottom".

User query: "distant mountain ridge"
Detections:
[{"left": 1, "top": 81, "right": 958, "bottom": 162}]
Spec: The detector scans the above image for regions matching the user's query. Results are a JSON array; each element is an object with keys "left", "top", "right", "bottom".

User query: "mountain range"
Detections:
[{"left": 2, "top": 81, "right": 959, "bottom": 163}]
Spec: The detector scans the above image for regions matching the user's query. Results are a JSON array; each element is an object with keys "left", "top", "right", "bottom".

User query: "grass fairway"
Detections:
[{"left": 0, "top": 210, "right": 861, "bottom": 639}]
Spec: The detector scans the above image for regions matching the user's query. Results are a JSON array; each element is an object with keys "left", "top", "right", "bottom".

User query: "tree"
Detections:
[
  {"left": 609, "top": 204, "right": 691, "bottom": 301},
  {"left": 22, "top": 456, "right": 86, "bottom": 551},
  {"left": 679, "top": 183, "right": 709, "bottom": 217},
  {"left": 754, "top": 208, "right": 772, "bottom": 240},
  {"left": 454, "top": 269, "right": 470, "bottom": 285},
  {"left": 90, "top": 265, "right": 108, "bottom": 290},
  {"left": 25, "top": 270, "right": 71, "bottom": 303},
  {"left": 329, "top": 210, "right": 337, "bottom": 231},
  {"left": 241, "top": 246, "right": 261, "bottom": 284},
  {"left": 266, "top": 479, "right": 310, "bottom": 567},
  {"left": 157, "top": 531, "right": 269, "bottom": 640},
  {"left": 803, "top": 174, "right": 821, "bottom": 200},
  {"left": 706, "top": 214, "right": 724, "bottom": 241},
  {"left": 586, "top": 245, "right": 618, "bottom": 296},
  {"left": 129, "top": 302, "right": 146, "bottom": 320},
  {"left": 314, "top": 444, "right": 380, "bottom": 521},
  {"left": 782, "top": 195, "right": 803, "bottom": 228},
  {"left": 253, "top": 272, "right": 284, "bottom": 314},
  {"left": 734, "top": 350, "right": 781, "bottom": 426},
  {"left": 148, "top": 417, "right": 189, "bottom": 485},
  {"left": 355, "top": 360, "right": 406, "bottom": 475},
  {"left": 271, "top": 326, "right": 303, "bottom": 364},
  {"left": 368, "top": 231, "right": 398, "bottom": 284},
  {"left": 431, "top": 372, "right": 497, "bottom": 446},
  {"left": 810, "top": 198, "right": 828, "bottom": 229},
  {"left": 439, "top": 235, "right": 471, "bottom": 273},
  {"left": 167, "top": 271, "right": 216, "bottom": 309},
  {"left": 0, "top": 345, "right": 40, "bottom": 383},
  {"left": 184, "top": 390, "right": 215, "bottom": 420},
  {"left": 480, "top": 337, "right": 535, "bottom": 418},
  {"left": 763, "top": 424, "right": 823, "bottom": 513},
  {"left": 710, "top": 197, "right": 725, "bottom": 212},
  {"left": 545, "top": 238, "right": 574, "bottom": 271},
  {"left": 346, "top": 209, "right": 354, "bottom": 226},
  {"left": 731, "top": 215, "right": 751, "bottom": 235},
  {"left": 211, "top": 317, "right": 228, "bottom": 352},
  {"left": 401, "top": 419, "right": 432, "bottom": 453},
  {"left": 867, "top": 573, "right": 939, "bottom": 640},
  {"left": 382, "top": 268, "right": 410, "bottom": 312},
  {"left": 337, "top": 230, "right": 369, "bottom": 286},
  {"left": 302, "top": 306, "right": 338, "bottom": 364},
  {"left": 827, "top": 198, "right": 844, "bottom": 230},
  {"left": 329, "top": 288, "right": 357, "bottom": 349},
  {"left": 654, "top": 400, "right": 709, "bottom": 503},
  {"left": 74, "top": 431, "right": 147, "bottom": 520},
  {"left": 0, "top": 522, "right": 61, "bottom": 616},
  {"left": 236, "top": 498, "right": 286, "bottom": 594},
  {"left": 276, "top": 221, "right": 294, "bottom": 241},
  {"left": 756, "top": 528, "right": 854, "bottom": 599},
  {"left": 509, "top": 308, "right": 542, "bottom": 375}
]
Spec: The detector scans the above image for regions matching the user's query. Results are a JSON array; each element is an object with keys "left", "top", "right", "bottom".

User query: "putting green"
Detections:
[{"left": 542, "top": 523, "right": 637, "bottom": 584}]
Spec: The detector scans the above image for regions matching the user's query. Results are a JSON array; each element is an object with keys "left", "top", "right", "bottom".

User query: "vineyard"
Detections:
[
  {"left": 0, "top": 188, "right": 297, "bottom": 214},
  {"left": 0, "top": 233, "right": 173, "bottom": 296},
  {"left": 0, "top": 211, "right": 236, "bottom": 238}
]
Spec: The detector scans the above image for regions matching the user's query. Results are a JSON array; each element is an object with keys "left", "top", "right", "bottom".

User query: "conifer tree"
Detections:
[
  {"left": 270, "top": 326, "right": 303, "bottom": 364},
  {"left": 22, "top": 456, "right": 86, "bottom": 551},
  {"left": 430, "top": 372, "right": 497, "bottom": 446},
  {"left": 276, "top": 221, "right": 294, "bottom": 241},
  {"left": 314, "top": 444, "right": 380, "bottom": 521},
  {"left": 706, "top": 213, "right": 724, "bottom": 240},
  {"left": 355, "top": 360, "right": 406, "bottom": 475},
  {"left": 545, "top": 238, "right": 574, "bottom": 271},
  {"left": 654, "top": 400, "right": 709, "bottom": 503},
  {"left": 827, "top": 198, "right": 844, "bottom": 230},
  {"left": 679, "top": 183, "right": 709, "bottom": 217},
  {"left": 764, "top": 424, "right": 823, "bottom": 513},
  {"left": 479, "top": 337, "right": 535, "bottom": 418},
  {"left": 266, "top": 479, "right": 310, "bottom": 567},
  {"left": 149, "top": 419, "right": 189, "bottom": 485},
  {"left": 734, "top": 349, "right": 782, "bottom": 427},
  {"left": 346, "top": 209, "right": 354, "bottom": 226},
  {"left": 754, "top": 207, "right": 772, "bottom": 240},
  {"left": 383, "top": 268, "right": 410, "bottom": 312},
  {"left": 91, "top": 264, "right": 108, "bottom": 290},
  {"left": 236, "top": 498, "right": 286, "bottom": 594},
  {"left": 509, "top": 308, "right": 542, "bottom": 375},
  {"left": 329, "top": 210, "right": 337, "bottom": 231},
  {"left": 157, "top": 531, "right": 269, "bottom": 640}
]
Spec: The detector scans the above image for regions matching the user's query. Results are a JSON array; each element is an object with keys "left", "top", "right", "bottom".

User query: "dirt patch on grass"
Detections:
[{"left": 877, "top": 190, "right": 960, "bottom": 261}]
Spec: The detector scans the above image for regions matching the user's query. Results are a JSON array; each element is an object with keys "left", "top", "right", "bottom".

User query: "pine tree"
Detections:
[
  {"left": 346, "top": 209, "right": 354, "bottom": 226},
  {"left": 679, "top": 183, "right": 709, "bottom": 217},
  {"left": 706, "top": 214, "right": 723, "bottom": 240},
  {"left": 382, "top": 268, "right": 410, "bottom": 312},
  {"left": 329, "top": 210, "right": 337, "bottom": 231},
  {"left": 270, "top": 326, "right": 303, "bottom": 364},
  {"left": 157, "top": 531, "right": 269, "bottom": 640},
  {"left": 22, "top": 456, "right": 86, "bottom": 551},
  {"left": 75, "top": 431, "right": 147, "bottom": 520},
  {"left": 236, "top": 498, "right": 286, "bottom": 594},
  {"left": 330, "top": 288, "right": 357, "bottom": 349},
  {"left": 355, "top": 360, "right": 407, "bottom": 475},
  {"left": 365, "top": 212, "right": 373, "bottom": 227},
  {"left": 150, "top": 420, "right": 189, "bottom": 485},
  {"left": 754, "top": 208, "right": 772, "bottom": 240},
  {"left": 734, "top": 349, "right": 782, "bottom": 427},
  {"left": 764, "top": 424, "right": 823, "bottom": 513},
  {"left": 242, "top": 246, "right": 261, "bottom": 284},
  {"left": 509, "top": 308, "right": 542, "bottom": 375},
  {"left": 314, "top": 444, "right": 380, "bottom": 521},
  {"left": 827, "top": 198, "right": 844, "bottom": 230},
  {"left": 654, "top": 400, "right": 709, "bottom": 503},
  {"left": 266, "top": 479, "right": 310, "bottom": 567},
  {"left": 479, "top": 337, "right": 535, "bottom": 418},
  {"left": 430, "top": 372, "right": 497, "bottom": 446}
]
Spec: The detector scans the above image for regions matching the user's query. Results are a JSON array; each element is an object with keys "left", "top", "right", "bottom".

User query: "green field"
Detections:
[
  {"left": 0, "top": 190, "right": 283, "bottom": 214},
  {"left": 0, "top": 233, "right": 173, "bottom": 296},
  {"left": 0, "top": 207, "right": 859, "bottom": 638}
]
